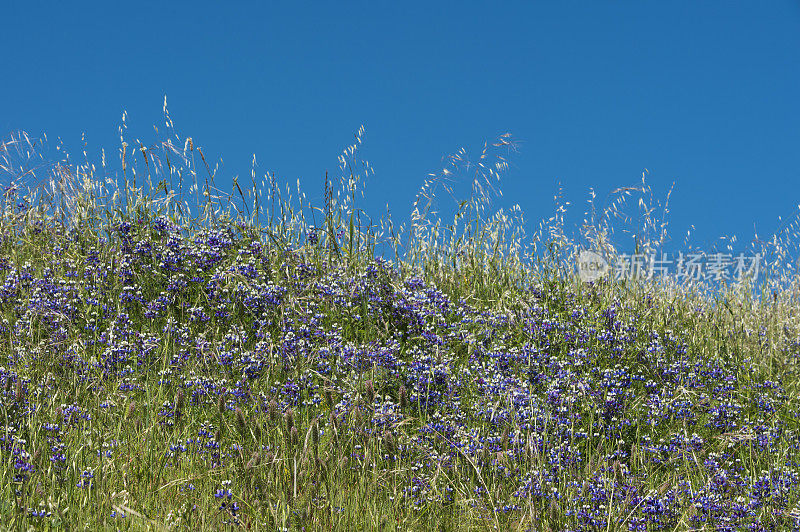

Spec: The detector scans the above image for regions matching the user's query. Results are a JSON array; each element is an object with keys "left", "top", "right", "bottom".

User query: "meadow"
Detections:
[{"left": 1, "top": 121, "right": 800, "bottom": 531}]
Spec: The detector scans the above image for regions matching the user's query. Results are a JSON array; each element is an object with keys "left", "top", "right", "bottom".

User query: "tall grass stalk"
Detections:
[{"left": 0, "top": 113, "right": 799, "bottom": 530}]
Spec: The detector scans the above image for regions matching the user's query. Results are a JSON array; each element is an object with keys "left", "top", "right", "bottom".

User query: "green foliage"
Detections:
[{"left": 0, "top": 123, "right": 799, "bottom": 530}]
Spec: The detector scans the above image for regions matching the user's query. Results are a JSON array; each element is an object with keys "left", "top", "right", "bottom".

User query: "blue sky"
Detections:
[{"left": 2, "top": 1, "right": 799, "bottom": 254}]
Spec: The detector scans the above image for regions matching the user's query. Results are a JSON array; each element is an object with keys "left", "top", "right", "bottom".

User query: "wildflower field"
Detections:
[{"left": 1, "top": 123, "right": 800, "bottom": 531}]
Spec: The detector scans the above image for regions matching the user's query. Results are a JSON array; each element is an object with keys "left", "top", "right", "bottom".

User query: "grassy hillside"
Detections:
[{"left": 1, "top": 128, "right": 800, "bottom": 530}]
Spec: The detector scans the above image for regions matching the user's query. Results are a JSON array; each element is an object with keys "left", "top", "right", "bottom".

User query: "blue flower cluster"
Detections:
[{"left": 0, "top": 214, "right": 798, "bottom": 529}]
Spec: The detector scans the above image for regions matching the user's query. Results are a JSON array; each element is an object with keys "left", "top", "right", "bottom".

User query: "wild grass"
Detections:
[{"left": 1, "top": 111, "right": 800, "bottom": 531}]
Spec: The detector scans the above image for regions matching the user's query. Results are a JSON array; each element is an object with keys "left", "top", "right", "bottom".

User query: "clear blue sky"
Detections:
[{"left": 2, "top": 1, "right": 799, "bottom": 253}]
